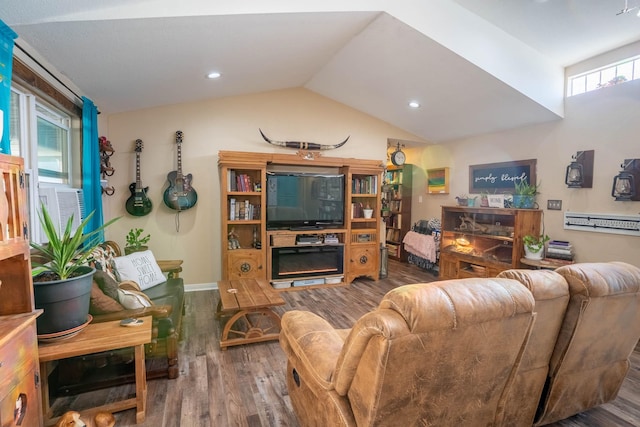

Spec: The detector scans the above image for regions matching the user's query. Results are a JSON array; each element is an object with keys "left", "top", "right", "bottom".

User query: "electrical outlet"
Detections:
[{"left": 547, "top": 199, "right": 562, "bottom": 210}]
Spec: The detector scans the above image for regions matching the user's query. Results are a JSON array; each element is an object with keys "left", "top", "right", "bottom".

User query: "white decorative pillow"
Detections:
[
  {"left": 117, "top": 288, "right": 153, "bottom": 309},
  {"left": 113, "top": 250, "right": 165, "bottom": 290}
]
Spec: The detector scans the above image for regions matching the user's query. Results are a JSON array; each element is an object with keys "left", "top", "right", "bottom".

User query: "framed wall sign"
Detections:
[
  {"left": 469, "top": 159, "right": 536, "bottom": 193},
  {"left": 427, "top": 167, "right": 449, "bottom": 194}
]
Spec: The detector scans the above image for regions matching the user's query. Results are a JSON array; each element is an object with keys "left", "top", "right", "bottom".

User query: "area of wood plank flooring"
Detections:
[{"left": 50, "top": 260, "right": 640, "bottom": 426}]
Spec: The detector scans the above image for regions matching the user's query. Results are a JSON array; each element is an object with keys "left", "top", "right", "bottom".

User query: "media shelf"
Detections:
[{"left": 218, "top": 151, "right": 383, "bottom": 287}]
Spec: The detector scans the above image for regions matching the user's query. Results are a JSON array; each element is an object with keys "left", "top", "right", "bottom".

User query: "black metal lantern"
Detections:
[
  {"left": 612, "top": 170, "right": 636, "bottom": 201},
  {"left": 565, "top": 150, "right": 594, "bottom": 188},
  {"left": 565, "top": 160, "right": 583, "bottom": 188}
]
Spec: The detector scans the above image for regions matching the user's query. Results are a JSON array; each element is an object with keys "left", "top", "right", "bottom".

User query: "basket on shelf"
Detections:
[{"left": 271, "top": 234, "right": 296, "bottom": 246}]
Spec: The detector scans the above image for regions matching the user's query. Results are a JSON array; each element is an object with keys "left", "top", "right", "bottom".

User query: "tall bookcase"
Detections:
[
  {"left": 0, "top": 154, "right": 43, "bottom": 427},
  {"left": 382, "top": 164, "right": 412, "bottom": 262},
  {"left": 219, "top": 162, "right": 267, "bottom": 280},
  {"left": 346, "top": 167, "right": 381, "bottom": 283},
  {"left": 218, "top": 151, "right": 383, "bottom": 288}
]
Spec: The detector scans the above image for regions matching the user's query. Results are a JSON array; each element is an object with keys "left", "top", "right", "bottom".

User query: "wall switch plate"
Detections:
[{"left": 548, "top": 200, "right": 562, "bottom": 210}]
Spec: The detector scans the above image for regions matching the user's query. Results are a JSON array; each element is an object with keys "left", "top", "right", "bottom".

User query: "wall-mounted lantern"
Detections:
[
  {"left": 565, "top": 150, "right": 594, "bottom": 188},
  {"left": 612, "top": 159, "right": 640, "bottom": 201}
]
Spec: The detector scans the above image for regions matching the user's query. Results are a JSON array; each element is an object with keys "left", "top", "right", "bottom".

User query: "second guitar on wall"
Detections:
[{"left": 163, "top": 130, "right": 197, "bottom": 211}]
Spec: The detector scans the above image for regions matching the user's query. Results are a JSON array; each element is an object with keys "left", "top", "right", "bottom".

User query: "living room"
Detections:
[{"left": 2, "top": 2, "right": 640, "bottom": 426}]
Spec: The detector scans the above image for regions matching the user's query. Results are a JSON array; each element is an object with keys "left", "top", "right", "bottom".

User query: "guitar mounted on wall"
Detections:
[
  {"left": 125, "top": 139, "right": 153, "bottom": 216},
  {"left": 163, "top": 130, "right": 197, "bottom": 211}
]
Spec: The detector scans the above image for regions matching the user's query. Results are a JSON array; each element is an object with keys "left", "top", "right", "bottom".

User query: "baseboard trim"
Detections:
[{"left": 185, "top": 282, "right": 218, "bottom": 292}]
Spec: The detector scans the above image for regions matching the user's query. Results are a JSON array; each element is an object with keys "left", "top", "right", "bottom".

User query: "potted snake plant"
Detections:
[{"left": 30, "top": 204, "right": 119, "bottom": 335}]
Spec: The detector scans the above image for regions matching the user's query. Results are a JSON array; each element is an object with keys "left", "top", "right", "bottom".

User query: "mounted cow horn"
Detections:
[{"left": 259, "top": 129, "right": 349, "bottom": 150}]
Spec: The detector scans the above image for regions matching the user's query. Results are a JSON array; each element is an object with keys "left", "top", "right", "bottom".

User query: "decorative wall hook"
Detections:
[{"left": 99, "top": 136, "right": 115, "bottom": 196}]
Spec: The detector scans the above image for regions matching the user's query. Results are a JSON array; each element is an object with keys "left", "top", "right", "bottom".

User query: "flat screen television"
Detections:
[{"left": 266, "top": 172, "right": 345, "bottom": 229}]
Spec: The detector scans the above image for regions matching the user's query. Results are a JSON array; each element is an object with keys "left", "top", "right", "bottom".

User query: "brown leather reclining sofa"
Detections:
[{"left": 280, "top": 262, "right": 640, "bottom": 426}]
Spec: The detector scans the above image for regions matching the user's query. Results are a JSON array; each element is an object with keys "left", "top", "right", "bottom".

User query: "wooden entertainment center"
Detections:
[{"left": 218, "top": 151, "right": 383, "bottom": 290}]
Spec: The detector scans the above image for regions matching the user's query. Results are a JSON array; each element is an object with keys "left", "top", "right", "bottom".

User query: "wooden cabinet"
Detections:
[
  {"left": 219, "top": 152, "right": 383, "bottom": 288},
  {"left": 439, "top": 206, "right": 542, "bottom": 280},
  {"left": 227, "top": 250, "right": 264, "bottom": 279},
  {"left": 0, "top": 154, "right": 43, "bottom": 427},
  {"left": 382, "top": 164, "right": 412, "bottom": 262}
]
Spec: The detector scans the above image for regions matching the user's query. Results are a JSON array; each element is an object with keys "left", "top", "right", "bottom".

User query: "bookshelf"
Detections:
[{"left": 382, "top": 164, "right": 412, "bottom": 262}]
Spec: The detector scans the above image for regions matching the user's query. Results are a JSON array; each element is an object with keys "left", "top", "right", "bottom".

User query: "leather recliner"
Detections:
[
  {"left": 280, "top": 278, "right": 536, "bottom": 427},
  {"left": 496, "top": 269, "right": 570, "bottom": 427},
  {"left": 534, "top": 262, "right": 640, "bottom": 425}
]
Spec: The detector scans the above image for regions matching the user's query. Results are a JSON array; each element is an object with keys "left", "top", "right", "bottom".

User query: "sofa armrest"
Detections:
[
  {"left": 280, "top": 310, "right": 345, "bottom": 390},
  {"left": 90, "top": 304, "right": 173, "bottom": 323},
  {"left": 157, "top": 259, "right": 183, "bottom": 279}
]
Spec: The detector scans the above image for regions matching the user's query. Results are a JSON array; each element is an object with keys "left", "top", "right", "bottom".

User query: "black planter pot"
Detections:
[{"left": 33, "top": 266, "right": 95, "bottom": 335}]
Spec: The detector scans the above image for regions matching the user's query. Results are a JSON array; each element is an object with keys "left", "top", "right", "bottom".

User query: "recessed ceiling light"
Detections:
[
  {"left": 206, "top": 71, "right": 221, "bottom": 79},
  {"left": 408, "top": 101, "right": 420, "bottom": 108}
]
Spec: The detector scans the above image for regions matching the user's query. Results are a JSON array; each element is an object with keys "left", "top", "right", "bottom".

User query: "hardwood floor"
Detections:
[{"left": 51, "top": 260, "right": 640, "bottom": 426}]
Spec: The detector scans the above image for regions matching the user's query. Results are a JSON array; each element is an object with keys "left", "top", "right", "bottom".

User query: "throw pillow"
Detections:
[
  {"left": 86, "top": 244, "right": 119, "bottom": 282},
  {"left": 117, "top": 288, "right": 153, "bottom": 309},
  {"left": 93, "top": 269, "right": 120, "bottom": 300},
  {"left": 89, "top": 282, "right": 124, "bottom": 315},
  {"left": 113, "top": 250, "right": 165, "bottom": 290}
]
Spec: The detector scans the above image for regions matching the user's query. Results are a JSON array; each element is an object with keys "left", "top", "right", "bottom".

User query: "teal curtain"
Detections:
[
  {"left": 81, "top": 96, "right": 104, "bottom": 238},
  {"left": 0, "top": 20, "right": 17, "bottom": 154}
]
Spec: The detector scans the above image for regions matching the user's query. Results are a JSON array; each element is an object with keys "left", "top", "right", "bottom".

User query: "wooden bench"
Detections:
[{"left": 216, "top": 279, "right": 285, "bottom": 349}]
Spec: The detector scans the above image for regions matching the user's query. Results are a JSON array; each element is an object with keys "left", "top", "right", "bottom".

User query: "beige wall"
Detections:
[
  {"left": 407, "top": 79, "right": 640, "bottom": 267},
  {"left": 102, "top": 88, "right": 423, "bottom": 285}
]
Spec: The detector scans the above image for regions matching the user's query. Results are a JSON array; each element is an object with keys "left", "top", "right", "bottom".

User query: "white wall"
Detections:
[
  {"left": 102, "top": 87, "right": 423, "bottom": 285},
  {"left": 408, "top": 79, "right": 640, "bottom": 267}
]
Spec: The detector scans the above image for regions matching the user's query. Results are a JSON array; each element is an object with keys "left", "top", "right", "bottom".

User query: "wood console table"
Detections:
[
  {"left": 216, "top": 279, "right": 285, "bottom": 349},
  {"left": 38, "top": 316, "right": 152, "bottom": 425}
]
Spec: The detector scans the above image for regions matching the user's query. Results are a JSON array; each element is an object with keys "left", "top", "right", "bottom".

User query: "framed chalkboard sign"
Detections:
[{"left": 469, "top": 159, "right": 536, "bottom": 193}]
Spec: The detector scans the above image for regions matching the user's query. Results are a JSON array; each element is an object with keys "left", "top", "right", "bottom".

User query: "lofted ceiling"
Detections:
[{"left": 3, "top": 0, "right": 640, "bottom": 143}]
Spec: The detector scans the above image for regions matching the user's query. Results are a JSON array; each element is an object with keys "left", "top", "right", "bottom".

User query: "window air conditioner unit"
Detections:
[{"left": 37, "top": 187, "right": 85, "bottom": 240}]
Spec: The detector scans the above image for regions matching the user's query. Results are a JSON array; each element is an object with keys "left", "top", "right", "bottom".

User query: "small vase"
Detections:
[{"left": 363, "top": 209, "right": 374, "bottom": 219}]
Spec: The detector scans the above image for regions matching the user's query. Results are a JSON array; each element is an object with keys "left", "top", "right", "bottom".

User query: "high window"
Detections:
[{"left": 568, "top": 55, "right": 640, "bottom": 96}]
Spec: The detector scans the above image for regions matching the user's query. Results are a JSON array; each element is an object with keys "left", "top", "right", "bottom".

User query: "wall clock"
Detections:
[{"left": 390, "top": 143, "right": 406, "bottom": 166}]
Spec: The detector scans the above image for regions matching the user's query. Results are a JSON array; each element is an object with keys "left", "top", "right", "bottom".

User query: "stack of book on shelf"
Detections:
[
  {"left": 545, "top": 240, "right": 575, "bottom": 263},
  {"left": 229, "top": 199, "right": 260, "bottom": 220}
]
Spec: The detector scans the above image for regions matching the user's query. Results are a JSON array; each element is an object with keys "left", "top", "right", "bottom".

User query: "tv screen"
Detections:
[{"left": 266, "top": 172, "right": 345, "bottom": 229}]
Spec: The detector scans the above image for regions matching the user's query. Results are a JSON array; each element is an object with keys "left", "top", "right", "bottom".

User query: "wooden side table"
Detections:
[
  {"left": 38, "top": 316, "right": 152, "bottom": 425},
  {"left": 520, "top": 257, "right": 574, "bottom": 270}
]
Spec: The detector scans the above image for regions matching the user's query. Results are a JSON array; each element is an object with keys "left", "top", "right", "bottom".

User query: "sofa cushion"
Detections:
[{"left": 113, "top": 250, "right": 165, "bottom": 290}]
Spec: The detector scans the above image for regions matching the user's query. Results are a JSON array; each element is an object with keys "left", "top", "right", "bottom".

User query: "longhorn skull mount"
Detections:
[{"left": 259, "top": 129, "right": 349, "bottom": 151}]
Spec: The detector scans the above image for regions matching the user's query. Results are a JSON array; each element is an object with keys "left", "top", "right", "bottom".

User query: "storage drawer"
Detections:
[{"left": 0, "top": 320, "right": 38, "bottom": 393}]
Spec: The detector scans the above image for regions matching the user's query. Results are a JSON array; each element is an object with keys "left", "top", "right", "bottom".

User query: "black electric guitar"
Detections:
[
  {"left": 125, "top": 139, "right": 153, "bottom": 216},
  {"left": 163, "top": 130, "right": 197, "bottom": 211}
]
